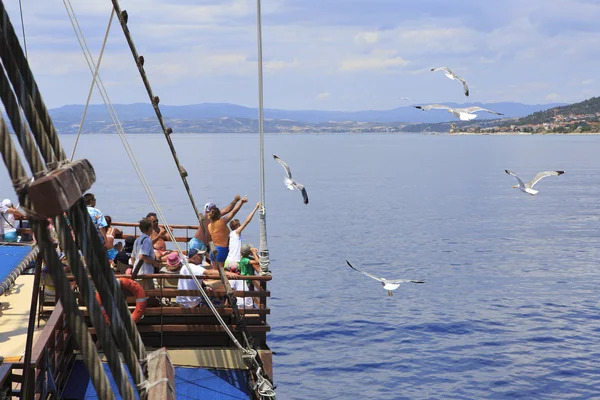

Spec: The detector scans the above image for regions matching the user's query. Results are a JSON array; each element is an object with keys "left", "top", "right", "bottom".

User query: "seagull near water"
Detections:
[
  {"left": 505, "top": 170, "right": 565, "bottom": 195},
  {"left": 345, "top": 261, "right": 425, "bottom": 296},
  {"left": 273, "top": 154, "right": 309, "bottom": 204},
  {"left": 431, "top": 66, "right": 470, "bottom": 96},
  {"left": 414, "top": 104, "right": 504, "bottom": 121}
]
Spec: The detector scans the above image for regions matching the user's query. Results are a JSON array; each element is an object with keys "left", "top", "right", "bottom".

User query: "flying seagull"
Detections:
[
  {"left": 345, "top": 260, "right": 424, "bottom": 296},
  {"left": 431, "top": 66, "right": 469, "bottom": 96},
  {"left": 273, "top": 154, "right": 309, "bottom": 204},
  {"left": 505, "top": 170, "right": 565, "bottom": 195},
  {"left": 414, "top": 104, "right": 504, "bottom": 121}
]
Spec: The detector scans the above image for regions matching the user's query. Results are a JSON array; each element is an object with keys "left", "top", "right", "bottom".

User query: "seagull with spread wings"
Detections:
[
  {"left": 505, "top": 170, "right": 565, "bottom": 195},
  {"left": 273, "top": 154, "right": 309, "bottom": 205},
  {"left": 345, "top": 261, "right": 424, "bottom": 296},
  {"left": 414, "top": 104, "right": 504, "bottom": 121},
  {"left": 431, "top": 66, "right": 470, "bottom": 96}
]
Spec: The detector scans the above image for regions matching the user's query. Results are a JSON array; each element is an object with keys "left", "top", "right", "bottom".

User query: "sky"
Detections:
[{"left": 2, "top": 0, "right": 600, "bottom": 111}]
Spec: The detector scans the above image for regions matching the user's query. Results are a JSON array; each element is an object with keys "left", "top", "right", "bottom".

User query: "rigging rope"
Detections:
[
  {"left": 17, "top": 0, "right": 27, "bottom": 58},
  {"left": 0, "top": 6, "right": 142, "bottom": 396},
  {"left": 62, "top": 0, "right": 249, "bottom": 356},
  {"left": 256, "top": 0, "right": 271, "bottom": 278},
  {"left": 0, "top": 1, "right": 66, "bottom": 162},
  {"left": 61, "top": 1, "right": 275, "bottom": 396},
  {"left": 109, "top": 0, "right": 201, "bottom": 220},
  {"left": 70, "top": 7, "right": 114, "bottom": 161},
  {"left": 66, "top": 202, "right": 146, "bottom": 390},
  {"left": 0, "top": 62, "right": 45, "bottom": 173},
  {"left": 55, "top": 213, "right": 137, "bottom": 400},
  {"left": 0, "top": 244, "right": 38, "bottom": 296},
  {"left": 0, "top": 27, "right": 57, "bottom": 165}
]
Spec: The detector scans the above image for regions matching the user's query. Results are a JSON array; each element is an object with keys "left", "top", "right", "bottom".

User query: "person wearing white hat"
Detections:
[
  {"left": 176, "top": 248, "right": 238, "bottom": 308},
  {"left": 189, "top": 194, "right": 242, "bottom": 253}
]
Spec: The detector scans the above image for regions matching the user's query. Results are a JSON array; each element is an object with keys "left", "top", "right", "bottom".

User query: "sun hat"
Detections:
[
  {"left": 204, "top": 202, "right": 216, "bottom": 213},
  {"left": 166, "top": 252, "right": 182, "bottom": 267}
]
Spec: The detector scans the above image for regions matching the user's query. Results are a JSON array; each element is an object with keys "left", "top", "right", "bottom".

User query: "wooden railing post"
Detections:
[{"left": 21, "top": 254, "right": 44, "bottom": 400}]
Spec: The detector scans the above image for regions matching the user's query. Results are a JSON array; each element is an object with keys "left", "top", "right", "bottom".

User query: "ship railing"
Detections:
[
  {"left": 111, "top": 221, "right": 202, "bottom": 252},
  {"left": 38, "top": 274, "right": 272, "bottom": 350},
  {"left": 0, "top": 302, "right": 76, "bottom": 399}
]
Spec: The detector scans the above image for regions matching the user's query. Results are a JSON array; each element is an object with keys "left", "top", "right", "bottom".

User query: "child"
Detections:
[
  {"left": 235, "top": 244, "right": 261, "bottom": 308},
  {"left": 224, "top": 202, "right": 261, "bottom": 271}
]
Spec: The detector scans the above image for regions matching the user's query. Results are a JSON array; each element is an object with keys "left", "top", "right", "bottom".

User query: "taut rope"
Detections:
[
  {"left": 0, "top": 3, "right": 148, "bottom": 396},
  {"left": 109, "top": 0, "right": 201, "bottom": 220},
  {"left": 69, "top": 6, "right": 115, "bottom": 161}
]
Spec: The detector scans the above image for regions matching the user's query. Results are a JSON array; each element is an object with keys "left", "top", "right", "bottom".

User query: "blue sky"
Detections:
[{"left": 2, "top": 0, "right": 600, "bottom": 111}]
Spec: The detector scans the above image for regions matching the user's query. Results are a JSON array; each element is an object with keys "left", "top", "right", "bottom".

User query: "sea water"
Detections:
[{"left": 2, "top": 132, "right": 600, "bottom": 399}]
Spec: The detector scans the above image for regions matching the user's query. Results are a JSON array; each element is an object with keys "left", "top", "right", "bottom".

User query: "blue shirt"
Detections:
[
  {"left": 87, "top": 206, "right": 107, "bottom": 230},
  {"left": 131, "top": 233, "right": 154, "bottom": 276}
]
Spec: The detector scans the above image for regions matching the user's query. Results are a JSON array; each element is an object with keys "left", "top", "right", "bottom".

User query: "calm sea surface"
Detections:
[{"left": 3, "top": 133, "right": 600, "bottom": 399}]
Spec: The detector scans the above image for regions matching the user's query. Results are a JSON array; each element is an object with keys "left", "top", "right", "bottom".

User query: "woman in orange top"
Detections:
[{"left": 208, "top": 196, "right": 248, "bottom": 268}]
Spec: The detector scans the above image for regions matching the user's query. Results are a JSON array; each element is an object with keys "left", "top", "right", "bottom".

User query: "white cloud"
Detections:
[
  {"left": 264, "top": 58, "right": 300, "bottom": 71},
  {"left": 3, "top": 0, "right": 600, "bottom": 110},
  {"left": 315, "top": 92, "right": 331, "bottom": 100},
  {"left": 354, "top": 31, "right": 379, "bottom": 44},
  {"left": 339, "top": 50, "right": 409, "bottom": 72},
  {"left": 545, "top": 92, "right": 560, "bottom": 101}
]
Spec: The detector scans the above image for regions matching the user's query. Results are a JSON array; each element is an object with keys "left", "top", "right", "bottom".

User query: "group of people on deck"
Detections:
[
  {"left": 0, "top": 191, "right": 262, "bottom": 309},
  {"left": 90, "top": 193, "right": 263, "bottom": 308}
]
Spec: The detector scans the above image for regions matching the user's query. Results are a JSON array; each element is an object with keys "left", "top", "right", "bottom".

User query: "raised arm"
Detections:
[
  {"left": 236, "top": 202, "right": 261, "bottom": 235},
  {"left": 220, "top": 194, "right": 241, "bottom": 216},
  {"left": 8, "top": 207, "right": 25, "bottom": 218},
  {"left": 249, "top": 248, "right": 261, "bottom": 273},
  {"left": 151, "top": 226, "right": 169, "bottom": 244},
  {"left": 222, "top": 196, "right": 248, "bottom": 224}
]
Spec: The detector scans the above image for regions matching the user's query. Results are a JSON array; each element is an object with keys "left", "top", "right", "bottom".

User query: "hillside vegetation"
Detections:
[{"left": 513, "top": 96, "right": 600, "bottom": 126}]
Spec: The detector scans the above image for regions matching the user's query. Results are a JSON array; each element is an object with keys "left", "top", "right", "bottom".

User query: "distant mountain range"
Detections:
[{"left": 3, "top": 102, "right": 565, "bottom": 134}]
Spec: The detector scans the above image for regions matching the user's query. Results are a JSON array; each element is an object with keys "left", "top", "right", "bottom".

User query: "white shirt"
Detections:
[
  {"left": 176, "top": 262, "right": 207, "bottom": 307},
  {"left": 0, "top": 210, "right": 16, "bottom": 235},
  {"left": 224, "top": 230, "right": 241, "bottom": 269}
]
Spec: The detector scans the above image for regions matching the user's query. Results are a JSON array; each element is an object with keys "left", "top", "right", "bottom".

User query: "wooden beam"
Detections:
[
  {"left": 23, "top": 159, "right": 95, "bottom": 217},
  {"left": 89, "top": 324, "right": 270, "bottom": 334},
  {"left": 112, "top": 222, "right": 199, "bottom": 230},
  {"left": 0, "top": 363, "right": 12, "bottom": 387},
  {"left": 140, "top": 289, "right": 271, "bottom": 297},
  {"left": 142, "top": 307, "right": 270, "bottom": 316},
  {"left": 146, "top": 348, "right": 175, "bottom": 400},
  {"left": 30, "top": 302, "right": 63, "bottom": 367},
  {"left": 136, "top": 325, "right": 271, "bottom": 333}
]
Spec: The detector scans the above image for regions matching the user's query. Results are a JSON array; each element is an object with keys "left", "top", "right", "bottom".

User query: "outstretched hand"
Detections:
[
  {"left": 240, "top": 196, "right": 249, "bottom": 204},
  {"left": 159, "top": 226, "right": 168, "bottom": 238}
]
